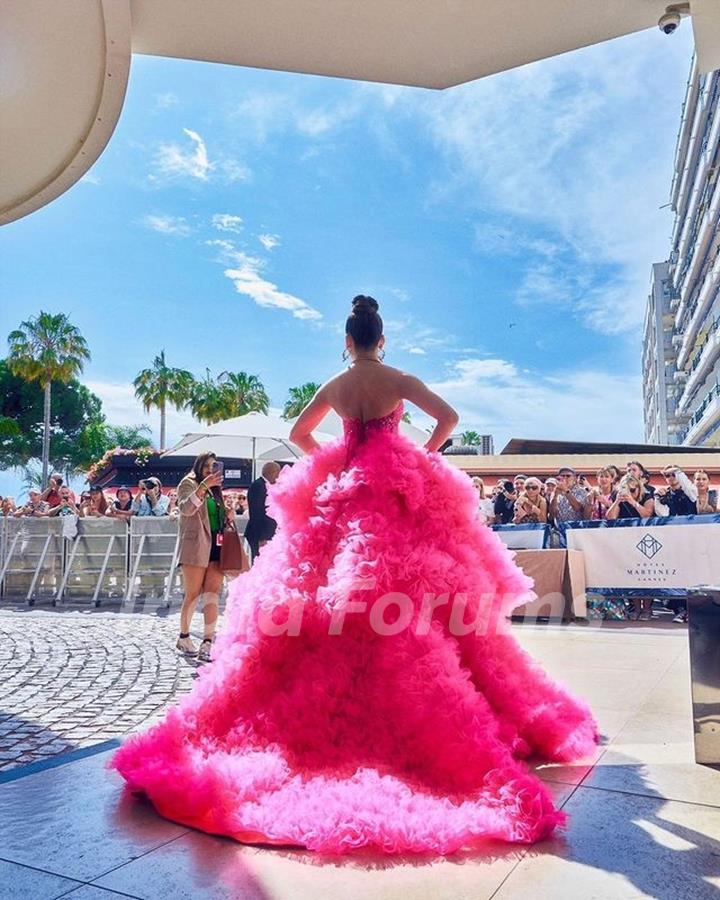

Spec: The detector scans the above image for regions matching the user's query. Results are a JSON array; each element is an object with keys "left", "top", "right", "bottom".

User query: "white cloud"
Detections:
[
  {"left": 151, "top": 129, "right": 249, "bottom": 184},
  {"left": 427, "top": 356, "right": 643, "bottom": 448},
  {"left": 382, "top": 29, "right": 694, "bottom": 335},
  {"left": 258, "top": 233, "right": 280, "bottom": 250},
  {"left": 80, "top": 172, "right": 101, "bottom": 185},
  {"left": 212, "top": 214, "right": 244, "bottom": 233},
  {"left": 155, "top": 92, "right": 179, "bottom": 110},
  {"left": 231, "top": 91, "right": 362, "bottom": 142},
  {"left": 206, "top": 240, "right": 322, "bottom": 322},
  {"left": 473, "top": 222, "right": 561, "bottom": 260},
  {"left": 231, "top": 93, "right": 293, "bottom": 142},
  {"left": 154, "top": 128, "right": 211, "bottom": 181},
  {"left": 296, "top": 99, "right": 361, "bottom": 137},
  {"left": 217, "top": 158, "right": 251, "bottom": 183},
  {"left": 384, "top": 316, "right": 456, "bottom": 356},
  {"left": 141, "top": 214, "right": 192, "bottom": 237}
]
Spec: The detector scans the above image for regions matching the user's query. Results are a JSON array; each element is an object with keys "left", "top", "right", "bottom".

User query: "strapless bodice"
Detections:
[{"left": 342, "top": 401, "right": 404, "bottom": 447}]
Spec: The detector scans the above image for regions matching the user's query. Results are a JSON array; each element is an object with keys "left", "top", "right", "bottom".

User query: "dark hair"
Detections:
[
  {"left": 191, "top": 452, "right": 224, "bottom": 510},
  {"left": 345, "top": 295, "right": 383, "bottom": 350},
  {"left": 627, "top": 460, "right": 650, "bottom": 482}
]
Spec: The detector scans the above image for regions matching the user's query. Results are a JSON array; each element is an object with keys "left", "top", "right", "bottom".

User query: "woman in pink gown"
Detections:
[{"left": 111, "top": 295, "right": 598, "bottom": 855}]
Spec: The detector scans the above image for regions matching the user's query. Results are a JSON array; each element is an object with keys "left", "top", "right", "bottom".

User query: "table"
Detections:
[{"left": 511, "top": 549, "right": 587, "bottom": 621}]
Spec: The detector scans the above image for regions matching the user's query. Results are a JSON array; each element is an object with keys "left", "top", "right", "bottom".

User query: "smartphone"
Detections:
[{"left": 212, "top": 460, "right": 224, "bottom": 476}]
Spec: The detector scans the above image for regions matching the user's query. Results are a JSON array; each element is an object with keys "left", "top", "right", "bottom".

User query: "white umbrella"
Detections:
[{"left": 162, "top": 411, "right": 334, "bottom": 479}]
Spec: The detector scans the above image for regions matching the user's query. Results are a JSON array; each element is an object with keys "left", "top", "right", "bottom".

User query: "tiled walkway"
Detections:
[
  {"left": 0, "top": 605, "right": 204, "bottom": 771},
  {"left": 1, "top": 622, "right": 718, "bottom": 899}
]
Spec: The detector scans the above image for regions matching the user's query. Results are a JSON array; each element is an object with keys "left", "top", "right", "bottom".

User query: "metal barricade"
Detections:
[
  {"left": 57, "top": 518, "right": 129, "bottom": 606},
  {"left": 0, "top": 516, "right": 246, "bottom": 607},
  {"left": 0, "top": 517, "right": 65, "bottom": 603},
  {"left": 127, "top": 517, "right": 183, "bottom": 606}
]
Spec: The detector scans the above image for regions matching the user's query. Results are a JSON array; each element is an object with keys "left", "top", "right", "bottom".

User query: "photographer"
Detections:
[
  {"left": 549, "top": 467, "right": 588, "bottom": 524},
  {"left": 175, "top": 452, "right": 231, "bottom": 663},
  {"left": 80, "top": 485, "right": 108, "bottom": 518},
  {"left": 41, "top": 473, "right": 64, "bottom": 508},
  {"left": 493, "top": 479, "right": 517, "bottom": 524},
  {"left": 131, "top": 477, "right": 170, "bottom": 517},
  {"left": 626, "top": 460, "right": 655, "bottom": 498},
  {"left": 654, "top": 466, "right": 696, "bottom": 517},
  {"left": 605, "top": 474, "right": 654, "bottom": 521},
  {"left": 47, "top": 486, "right": 80, "bottom": 517}
]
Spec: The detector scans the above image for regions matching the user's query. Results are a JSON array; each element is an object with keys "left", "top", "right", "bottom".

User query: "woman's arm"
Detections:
[
  {"left": 289, "top": 385, "right": 333, "bottom": 453},
  {"left": 537, "top": 497, "right": 548, "bottom": 523},
  {"left": 177, "top": 477, "right": 208, "bottom": 517},
  {"left": 399, "top": 374, "right": 458, "bottom": 452},
  {"left": 605, "top": 498, "right": 621, "bottom": 520}
]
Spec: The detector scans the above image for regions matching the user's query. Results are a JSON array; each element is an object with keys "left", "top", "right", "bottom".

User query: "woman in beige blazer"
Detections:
[{"left": 175, "top": 452, "right": 232, "bottom": 662}]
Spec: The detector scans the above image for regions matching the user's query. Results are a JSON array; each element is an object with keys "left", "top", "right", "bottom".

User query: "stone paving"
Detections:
[{"left": 0, "top": 602, "right": 221, "bottom": 771}]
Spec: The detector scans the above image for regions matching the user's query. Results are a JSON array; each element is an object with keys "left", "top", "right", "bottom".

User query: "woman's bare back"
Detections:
[
  {"left": 326, "top": 362, "right": 407, "bottom": 423},
  {"left": 289, "top": 360, "right": 459, "bottom": 453}
]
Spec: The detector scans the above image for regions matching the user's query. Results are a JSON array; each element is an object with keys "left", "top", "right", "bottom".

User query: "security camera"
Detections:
[{"left": 658, "top": 3, "right": 690, "bottom": 35}]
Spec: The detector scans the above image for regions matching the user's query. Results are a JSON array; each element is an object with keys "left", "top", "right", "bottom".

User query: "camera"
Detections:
[{"left": 658, "top": 4, "right": 689, "bottom": 35}]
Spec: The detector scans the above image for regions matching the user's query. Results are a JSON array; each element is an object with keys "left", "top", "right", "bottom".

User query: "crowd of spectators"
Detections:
[
  {"left": 0, "top": 473, "right": 249, "bottom": 524},
  {"left": 471, "top": 461, "right": 718, "bottom": 623},
  {"left": 471, "top": 461, "right": 717, "bottom": 528}
]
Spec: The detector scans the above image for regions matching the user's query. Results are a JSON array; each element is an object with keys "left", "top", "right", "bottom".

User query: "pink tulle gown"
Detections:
[{"left": 110, "top": 402, "right": 598, "bottom": 855}]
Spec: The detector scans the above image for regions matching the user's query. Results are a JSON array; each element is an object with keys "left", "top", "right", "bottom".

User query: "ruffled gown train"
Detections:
[{"left": 110, "top": 403, "right": 598, "bottom": 854}]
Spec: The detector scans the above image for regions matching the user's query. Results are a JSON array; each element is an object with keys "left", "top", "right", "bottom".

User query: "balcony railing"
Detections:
[
  {"left": 678, "top": 326, "right": 720, "bottom": 413},
  {"left": 681, "top": 380, "right": 720, "bottom": 443}
]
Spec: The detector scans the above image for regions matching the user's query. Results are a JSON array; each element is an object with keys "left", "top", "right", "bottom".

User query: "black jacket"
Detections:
[{"left": 244, "top": 477, "right": 277, "bottom": 545}]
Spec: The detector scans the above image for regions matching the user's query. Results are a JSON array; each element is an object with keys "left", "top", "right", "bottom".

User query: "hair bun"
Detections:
[{"left": 351, "top": 295, "right": 379, "bottom": 314}]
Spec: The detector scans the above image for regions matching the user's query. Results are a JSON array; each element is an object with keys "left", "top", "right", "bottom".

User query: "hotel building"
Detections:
[{"left": 643, "top": 60, "right": 720, "bottom": 447}]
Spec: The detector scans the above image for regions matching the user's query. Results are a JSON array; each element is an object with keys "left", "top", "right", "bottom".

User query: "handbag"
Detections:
[{"left": 220, "top": 523, "right": 250, "bottom": 573}]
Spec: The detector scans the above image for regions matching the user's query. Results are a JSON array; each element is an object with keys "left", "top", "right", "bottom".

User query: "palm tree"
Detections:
[
  {"left": 7, "top": 312, "right": 90, "bottom": 488},
  {"left": 133, "top": 350, "right": 195, "bottom": 450},
  {"left": 461, "top": 430, "right": 482, "bottom": 446},
  {"left": 187, "top": 369, "right": 229, "bottom": 425},
  {"left": 105, "top": 423, "right": 153, "bottom": 449},
  {"left": 283, "top": 382, "right": 320, "bottom": 419},
  {"left": 218, "top": 371, "right": 269, "bottom": 417}
]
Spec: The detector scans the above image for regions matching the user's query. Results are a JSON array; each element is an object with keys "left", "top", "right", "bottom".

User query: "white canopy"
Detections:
[
  {"left": 163, "top": 407, "right": 429, "bottom": 470},
  {"left": 162, "top": 410, "right": 336, "bottom": 477},
  {"left": 4, "top": 0, "right": 720, "bottom": 225}
]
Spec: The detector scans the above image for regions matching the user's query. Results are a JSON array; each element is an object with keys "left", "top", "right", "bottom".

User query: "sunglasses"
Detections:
[
  {"left": 525, "top": 485, "right": 540, "bottom": 490},
  {"left": 663, "top": 472, "right": 676, "bottom": 479}
]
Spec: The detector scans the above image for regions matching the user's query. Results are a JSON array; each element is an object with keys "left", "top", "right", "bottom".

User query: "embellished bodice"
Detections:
[{"left": 341, "top": 401, "right": 404, "bottom": 449}]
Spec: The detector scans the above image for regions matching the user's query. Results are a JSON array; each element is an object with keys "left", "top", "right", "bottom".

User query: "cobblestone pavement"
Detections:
[{"left": 0, "top": 602, "right": 224, "bottom": 772}]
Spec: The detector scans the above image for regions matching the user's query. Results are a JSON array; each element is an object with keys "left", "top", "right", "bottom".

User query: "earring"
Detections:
[
  {"left": 379, "top": 348, "right": 386, "bottom": 361},
  {"left": 342, "top": 349, "right": 349, "bottom": 361}
]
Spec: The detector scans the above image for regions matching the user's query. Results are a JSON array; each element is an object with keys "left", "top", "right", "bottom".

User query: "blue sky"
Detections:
[{"left": 0, "top": 25, "right": 695, "bottom": 497}]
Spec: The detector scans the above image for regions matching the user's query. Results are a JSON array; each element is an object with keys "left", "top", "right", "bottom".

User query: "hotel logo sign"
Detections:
[{"left": 636, "top": 533, "right": 663, "bottom": 560}]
